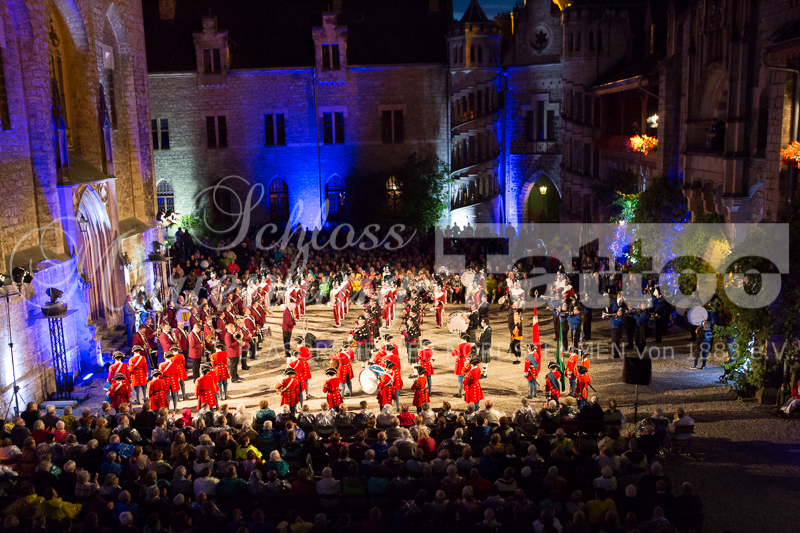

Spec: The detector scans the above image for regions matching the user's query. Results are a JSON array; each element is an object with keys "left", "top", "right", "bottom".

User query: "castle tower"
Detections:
[{"left": 448, "top": 0, "right": 504, "bottom": 226}]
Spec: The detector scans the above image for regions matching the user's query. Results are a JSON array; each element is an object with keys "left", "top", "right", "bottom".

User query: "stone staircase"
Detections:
[{"left": 95, "top": 324, "right": 128, "bottom": 363}]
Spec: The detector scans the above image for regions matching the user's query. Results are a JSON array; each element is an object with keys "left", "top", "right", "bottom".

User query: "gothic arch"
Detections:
[
  {"left": 695, "top": 64, "right": 728, "bottom": 120},
  {"left": 76, "top": 186, "right": 116, "bottom": 321},
  {"left": 50, "top": 0, "right": 89, "bottom": 50},
  {"left": 105, "top": 3, "right": 130, "bottom": 57},
  {"left": 518, "top": 171, "right": 561, "bottom": 224}
]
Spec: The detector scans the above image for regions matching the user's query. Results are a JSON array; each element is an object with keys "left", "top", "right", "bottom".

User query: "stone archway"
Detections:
[{"left": 522, "top": 173, "right": 561, "bottom": 224}]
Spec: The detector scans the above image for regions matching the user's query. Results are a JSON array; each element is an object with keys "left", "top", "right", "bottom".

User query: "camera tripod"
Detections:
[{"left": 1, "top": 289, "right": 24, "bottom": 421}]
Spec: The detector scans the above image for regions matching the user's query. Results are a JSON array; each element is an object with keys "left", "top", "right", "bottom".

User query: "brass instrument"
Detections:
[
  {"left": 275, "top": 380, "right": 288, "bottom": 393},
  {"left": 233, "top": 330, "right": 244, "bottom": 343},
  {"left": 205, "top": 333, "right": 216, "bottom": 344}
]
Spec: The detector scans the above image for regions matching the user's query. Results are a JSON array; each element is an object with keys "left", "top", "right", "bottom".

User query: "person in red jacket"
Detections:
[
  {"left": 168, "top": 345, "right": 189, "bottom": 402},
  {"left": 277, "top": 367, "right": 301, "bottom": 415},
  {"left": 224, "top": 323, "right": 243, "bottom": 383},
  {"left": 128, "top": 346, "right": 149, "bottom": 404},
  {"left": 335, "top": 340, "right": 355, "bottom": 397},
  {"left": 377, "top": 360, "right": 396, "bottom": 410},
  {"left": 159, "top": 348, "right": 181, "bottom": 411},
  {"left": 282, "top": 300, "right": 297, "bottom": 362},
  {"left": 210, "top": 343, "right": 230, "bottom": 400},
  {"left": 195, "top": 363, "right": 219, "bottom": 410},
  {"left": 524, "top": 343, "right": 541, "bottom": 399},
  {"left": 288, "top": 351, "right": 308, "bottom": 408},
  {"left": 463, "top": 355, "right": 484, "bottom": 405},
  {"left": 188, "top": 322, "right": 205, "bottom": 381},
  {"left": 294, "top": 336, "right": 312, "bottom": 400},
  {"left": 565, "top": 348, "right": 579, "bottom": 396},
  {"left": 322, "top": 367, "right": 343, "bottom": 410},
  {"left": 417, "top": 340, "right": 435, "bottom": 395},
  {"left": 411, "top": 366, "right": 430, "bottom": 413},
  {"left": 107, "top": 352, "right": 129, "bottom": 385},
  {"left": 545, "top": 362, "right": 562, "bottom": 405},
  {"left": 451, "top": 333, "right": 472, "bottom": 398},
  {"left": 148, "top": 369, "right": 169, "bottom": 411},
  {"left": 573, "top": 365, "right": 592, "bottom": 409},
  {"left": 158, "top": 324, "right": 177, "bottom": 358},
  {"left": 108, "top": 373, "right": 132, "bottom": 410}
]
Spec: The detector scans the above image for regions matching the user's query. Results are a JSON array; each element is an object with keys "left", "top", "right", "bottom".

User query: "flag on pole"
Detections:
[
  {"left": 556, "top": 315, "right": 566, "bottom": 389},
  {"left": 531, "top": 297, "right": 541, "bottom": 355}
]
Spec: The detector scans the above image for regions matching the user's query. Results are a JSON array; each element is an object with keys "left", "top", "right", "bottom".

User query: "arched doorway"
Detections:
[
  {"left": 269, "top": 178, "right": 289, "bottom": 221},
  {"left": 325, "top": 175, "right": 346, "bottom": 221},
  {"left": 77, "top": 186, "right": 117, "bottom": 322},
  {"left": 524, "top": 174, "right": 560, "bottom": 223}
]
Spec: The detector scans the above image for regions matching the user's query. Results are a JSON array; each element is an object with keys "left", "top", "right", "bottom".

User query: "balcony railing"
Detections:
[
  {"left": 450, "top": 188, "right": 501, "bottom": 211},
  {"left": 451, "top": 105, "right": 503, "bottom": 129},
  {"left": 450, "top": 149, "right": 501, "bottom": 174}
]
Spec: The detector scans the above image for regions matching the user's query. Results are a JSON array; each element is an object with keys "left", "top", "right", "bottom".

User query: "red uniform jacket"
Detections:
[
  {"left": 171, "top": 353, "right": 188, "bottom": 381},
  {"left": 418, "top": 348, "right": 434, "bottom": 376},
  {"left": 451, "top": 341, "right": 471, "bottom": 375},
  {"left": 148, "top": 377, "right": 169, "bottom": 410},
  {"left": 159, "top": 331, "right": 177, "bottom": 354},
  {"left": 336, "top": 350, "right": 354, "bottom": 382},
  {"left": 132, "top": 331, "right": 154, "bottom": 351},
  {"left": 158, "top": 360, "right": 181, "bottom": 393},
  {"left": 289, "top": 360, "right": 308, "bottom": 391},
  {"left": 128, "top": 354, "right": 149, "bottom": 387},
  {"left": 524, "top": 352, "right": 541, "bottom": 381},
  {"left": 545, "top": 371, "right": 562, "bottom": 400},
  {"left": 282, "top": 307, "right": 296, "bottom": 332},
  {"left": 296, "top": 346, "right": 312, "bottom": 380},
  {"left": 195, "top": 373, "right": 219, "bottom": 410},
  {"left": 566, "top": 354, "right": 579, "bottom": 380},
  {"left": 463, "top": 365, "right": 484, "bottom": 404},
  {"left": 174, "top": 328, "right": 190, "bottom": 352},
  {"left": 108, "top": 380, "right": 132, "bottom": 409},
  {"left": 107, "top": 362, "right": 129, "bottom": 383},
  {"left": 323, "top": 377, "right": 343, "bottom": 408},
  {"left": 574, "top": 374, "right": 592, "bottom": 401},
  {"left": 189, "top": 313, "right": 201, "bottom": 330},
  {"left": 188, "top": 330, "right": 204, "bottom": 360},
  {"left": 411, "top": 375, "right": 430, "bottom": 407},
  {"left": 278, "top": 376, "right": 300, "bottom": 407},
  {"left": 224, "top": 331, "right": 242, "bottom": 359},
  {"left": 211, "top": 351, "right": 230, "bottom": 381},
  {"left": 377, "top": 372, "right": 395, "bottom": 406}
]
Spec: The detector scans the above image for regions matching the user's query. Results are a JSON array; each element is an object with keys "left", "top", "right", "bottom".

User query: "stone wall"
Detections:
[{"left": 148, "top": 65, "right": 449, "bottom": 229}]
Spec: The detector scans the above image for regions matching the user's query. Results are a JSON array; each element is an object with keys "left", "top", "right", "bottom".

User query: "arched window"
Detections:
[
  {"left": 386, "top": 176, "right": 402, "bottom": 219},
  {"left": 156, "top": 180, "right": 174, "bottom": 214},
  {"left": 477, "top": 45, "right": 483, "bottom": 63},
  {"left": 269, "top": 178, "right": 289, "bottom": 221},
  {"left": 325, "top": 175, "right": 347, "bottom": 220}
]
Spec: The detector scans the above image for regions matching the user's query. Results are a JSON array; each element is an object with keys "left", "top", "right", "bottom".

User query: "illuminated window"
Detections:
[
  {"left": 269, "top": 178, "right": 289, "bottom": 221},
  {"left": 156, "top": 180, "right": 174, "bottom": 214},
  {"left": 152, "top": 118, "right": 169, "bottom": 149},
  {"left": 386, "top": 176, "right": 402, "bottom": 219}
]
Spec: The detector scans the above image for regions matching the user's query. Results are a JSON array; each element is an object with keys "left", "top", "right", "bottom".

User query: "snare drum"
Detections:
[
  {"left": 359, "top": 365, "right": 389, "bottom": 394},
  {"left": 687, "top": 306, "right": 708, "bottom": 326},
  {"left": 447, "top": 312, "right": 470, "bottom": 334}
]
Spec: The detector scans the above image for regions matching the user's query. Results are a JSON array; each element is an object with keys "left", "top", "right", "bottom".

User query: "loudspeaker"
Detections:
[
  {"left": 305, "top": 332, "right": 317, "bottom": 349},
  {"left": 623, "top": 357, "right": 652, "bottom": 385}
]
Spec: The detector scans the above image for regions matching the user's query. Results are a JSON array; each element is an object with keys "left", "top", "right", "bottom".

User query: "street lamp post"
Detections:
[{"left": 539, "top": 185, "right": 548, "bottom": 222}]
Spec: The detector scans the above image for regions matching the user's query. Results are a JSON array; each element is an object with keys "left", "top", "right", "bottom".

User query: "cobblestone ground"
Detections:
[{"left": 78, "top": 303, "right": 800, "bottom": 532}]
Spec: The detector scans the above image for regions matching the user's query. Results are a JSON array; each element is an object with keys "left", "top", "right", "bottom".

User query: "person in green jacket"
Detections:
[{"left": 216, "top": 464, "right": 247, "bottom": 497}]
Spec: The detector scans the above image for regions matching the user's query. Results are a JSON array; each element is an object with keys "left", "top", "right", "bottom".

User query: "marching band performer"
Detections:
[
  {"left": 168, "top": 344, "right": 189, "bottom": 401},
  {"left": 108, "top": 373, "right": 132, "bottom": 410},
  {"left": 401, "top": 316, "right": 421, "bottom": 372},
  {"left": 451, "top": 333, "right": 472, "bottom": 398},
  {"left": 524, "top": 343, "right": 541, "bottom": 399},
  {"left": 188, "top": 322, "right": 205, "bottom": 381},
  {"left": 418, "top": 340, "right": 435, "bottom": 395},
  {"left": 133, "top": 323, "right": 158, "bottom": 369},
  {"left": 377, "top": 360, "right": 396, "bottom": 410},
  {"left": 128, "top": 346, "right": 149, "bottom": 404},
  {"left": 509, "top": 304, "right": 523, "bottom": 364},
  {"left": 350, "top": 315, "right": 371, "bottom": 370},
  {"left": 411, "top": 366, "right": 430, "bottom": 413},
  {"left": 289, "top": 350, "right": 308, "bottom": 408},
  {"left": 323, "top": 367, "right": 343, "bottom": 410},
  {"left": 566, "top": 347, "right": 580, "bottom": 396},
  {"left": 477, "top": 316, "right": 492, "bottom": 379},
  {"left": 573, "top": 365, "right": 592, "bottom": 409},
  {"left": 334, "top": 340, "right": 355, "bottom": 397},
  {"left": 243, "top": 308, "right": 259, "bottom": 360},
  {"left": 159, "top": 347, "right": 182, "bottom": 411},
  {"left": 277, "top": 367, "right": 301, "bottom": 415},
  {"left": 189, "top": 307, "right": 202, "bottom": 329},
  {"left": 224, "top": 323, "right": 244, "bottom": 383},
  {"left": 211, "top": 342, "right": 230, "bottom": 400},
  {"left": 147, "top": 369, "right": 169, "bottom": 411},
  {"left": 158, "top": 323, "right": 177, "bottom": 360},
  {"left": 234, "top": 318, "right": 252, "bottom": 371},
  {"left": 294, "top": 336, "right": 312, "bottom": 400},
  {"left": 433, "top": 283, "right": 446, "bottom": 328},
  {"left": 107, "top": 352, "right": 129, "bottom": 385},
  {"left": 462, "top": 354, "right": 484, "bottom": 405},
  {"left": 331, "top": 283, "right": 343, "bottom": 327},
  {"left": 195, "top": 363, "right": 219, "bottom": 411},
  {"left": 545, "top": 362, "right": 562, "bottom": 405}
]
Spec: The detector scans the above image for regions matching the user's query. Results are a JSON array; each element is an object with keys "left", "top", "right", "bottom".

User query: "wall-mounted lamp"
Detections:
[
  {"left": 539, "top": 185, "right": 548, "bottom": 195},
  {"left": 77, "top": 214, "right": 89, "bottom": 233}
]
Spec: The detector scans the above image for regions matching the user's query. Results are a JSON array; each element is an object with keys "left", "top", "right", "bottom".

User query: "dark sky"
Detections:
[{"left": 453, "top": 0, "right": 518, "bottom": 20}]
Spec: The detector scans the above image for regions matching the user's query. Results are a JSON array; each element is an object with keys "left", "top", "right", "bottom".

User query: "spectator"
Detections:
[
  {"left": 602, "top": 399, "right": 626, "bottom": 430},
  {"left": 585, "top": 488, "right": 617, "bottom": 526},
  {"left": 316, "top": 467, "right": 341, "bottom": 508}
]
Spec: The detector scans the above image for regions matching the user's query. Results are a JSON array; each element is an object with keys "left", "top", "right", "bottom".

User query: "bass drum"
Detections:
[
  {"left": 177, "top": 308, "right": 192, "bottom": 327},
  {"left": 447, "top": 312, "right": 470, "bottom": 334},
  {"left": 460, "top": 270, "right": 475, "bottom": 288},
  {"left": 359, "top": 365, "right": 389, "bottom": 394},
  {"left": 687, "top": 306, "right": 709, "bottom": 326}
]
